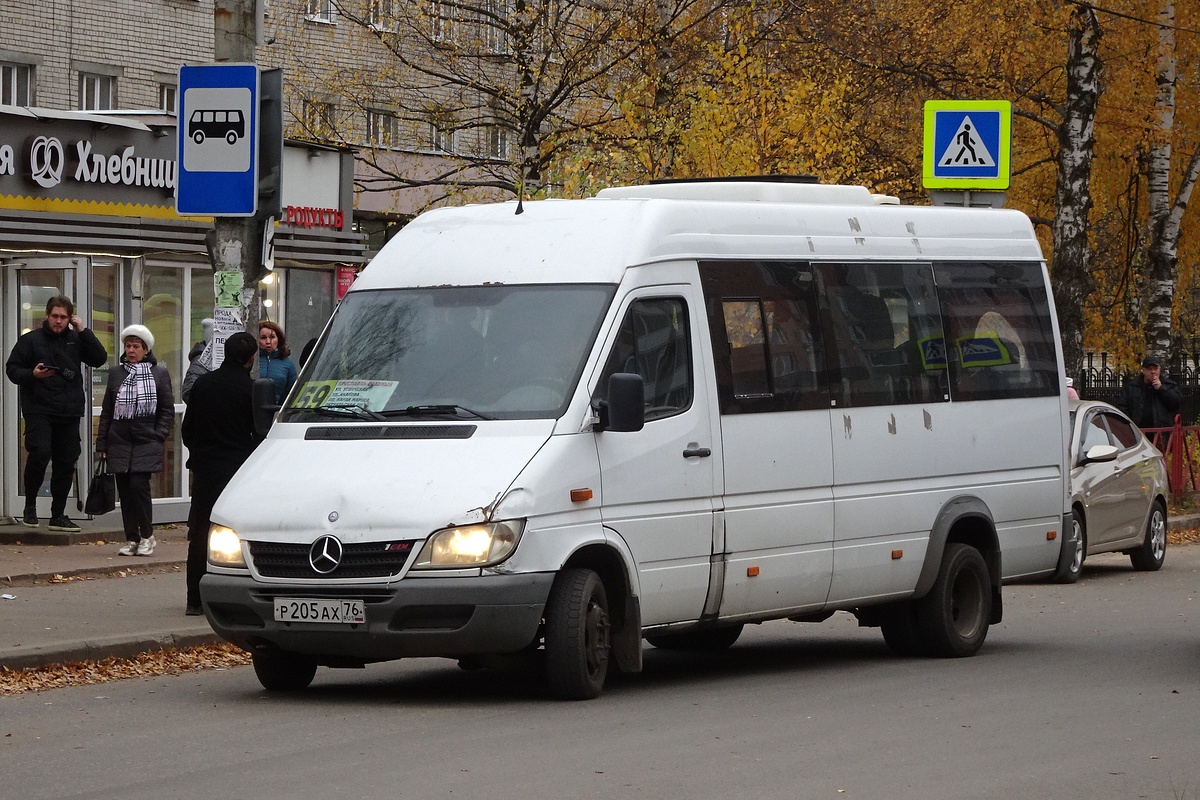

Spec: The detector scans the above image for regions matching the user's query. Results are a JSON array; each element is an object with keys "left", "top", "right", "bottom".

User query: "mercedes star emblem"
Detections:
[{"left": 309, "top": 535, "right": 344, "bottom": 574}]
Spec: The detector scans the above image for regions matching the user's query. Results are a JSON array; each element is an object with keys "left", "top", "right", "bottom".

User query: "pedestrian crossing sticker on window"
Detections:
[{"left": 923, "top": 100, "right": 1011, "bottom": 189}]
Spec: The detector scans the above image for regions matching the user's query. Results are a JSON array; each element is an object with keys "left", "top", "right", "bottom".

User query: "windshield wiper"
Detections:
[
  {"left": 380, "top": 404, "right": 495, "bottom": 420},
  {"left": 289, "top": 404, "right": 387, "bottom": 421}
]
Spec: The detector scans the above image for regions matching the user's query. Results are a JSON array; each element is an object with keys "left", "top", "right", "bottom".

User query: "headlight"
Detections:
[
  {"left": 412, "top": 520, "right": 525, "bottom": 569},
  {"left": 208, "top": 524, "right": 247, "bottom": 568}
]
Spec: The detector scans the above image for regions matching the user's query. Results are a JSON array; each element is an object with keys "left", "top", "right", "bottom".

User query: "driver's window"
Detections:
[{"left": 598, "top": 298, "right": 692, "bottom": 422}]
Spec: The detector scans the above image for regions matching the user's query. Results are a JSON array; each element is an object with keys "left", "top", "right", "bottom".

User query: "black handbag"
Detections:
[{"left": 84, "top": 457, "right": 116, "bottom": 515}]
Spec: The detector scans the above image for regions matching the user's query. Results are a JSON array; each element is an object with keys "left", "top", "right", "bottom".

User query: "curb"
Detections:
[
  {"left": 2, "top": 560, "right": 187, "bottom": 589},
  {"left": 1, "top": 629, "right": 221, "bottom": 671}
]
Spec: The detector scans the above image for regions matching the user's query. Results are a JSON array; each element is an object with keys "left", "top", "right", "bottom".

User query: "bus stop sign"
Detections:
[{"left": 176, "top": 64, "right": 259, "bottom": 216}]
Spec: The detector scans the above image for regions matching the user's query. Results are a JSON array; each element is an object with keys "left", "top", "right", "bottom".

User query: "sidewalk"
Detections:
[{"left": 0, "top": 519, "right": 219, "bottom": 671}]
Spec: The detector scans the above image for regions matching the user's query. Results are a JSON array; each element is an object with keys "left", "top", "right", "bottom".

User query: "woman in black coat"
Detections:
[{"left": 96, "top": 325, "right": 175, "bottom": 556}]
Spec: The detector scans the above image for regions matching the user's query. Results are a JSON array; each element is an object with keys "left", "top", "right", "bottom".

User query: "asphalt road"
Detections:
[{"left": 2, "top": 547, "right": 1197, "bottom": 800}]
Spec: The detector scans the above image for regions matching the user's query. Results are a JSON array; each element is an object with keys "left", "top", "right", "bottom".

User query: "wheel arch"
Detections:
[
  {"left": 562, "top": 543, "right": 642, "bottom": 673},
  {"left": 914, "top": 496, "right": 1002, "bottom": 623}
]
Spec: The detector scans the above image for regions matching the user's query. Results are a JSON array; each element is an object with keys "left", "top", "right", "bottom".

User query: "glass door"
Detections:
[{"left": 2, "top": 258, "right": 92, "bottom": 520}]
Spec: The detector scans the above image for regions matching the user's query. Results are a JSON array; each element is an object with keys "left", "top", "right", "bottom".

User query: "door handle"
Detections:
[{"left": 683, "top": 447, "right": 712, "bottom": 458}]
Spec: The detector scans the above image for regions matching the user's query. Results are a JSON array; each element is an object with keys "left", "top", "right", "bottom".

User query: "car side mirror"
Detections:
[
  {"left": 1083, "top": 443, "right": 1118, "bottom": 464},
  {"left": 252, "top": 378, "right": 280, "bottom": 438},
  {"left": 596, "top": 373, "right": 644, "bottom": 432}
]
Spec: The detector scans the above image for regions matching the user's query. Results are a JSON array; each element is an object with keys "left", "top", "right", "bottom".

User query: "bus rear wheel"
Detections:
[{"left": 915, "top": 543, "right": 991, "bottom": 658}]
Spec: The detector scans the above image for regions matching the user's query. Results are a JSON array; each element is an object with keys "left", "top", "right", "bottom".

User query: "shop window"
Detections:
[
  {"left": 91, "top": 262, "right": 118, "bottom": 410},
  {"left": 284, "top": 268, "right": 335, "bottom": 364}
]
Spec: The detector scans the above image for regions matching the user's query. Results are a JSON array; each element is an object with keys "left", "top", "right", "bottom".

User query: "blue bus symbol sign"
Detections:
[{"left": 177, "top": 64, "right": 258, "bottom": 216}]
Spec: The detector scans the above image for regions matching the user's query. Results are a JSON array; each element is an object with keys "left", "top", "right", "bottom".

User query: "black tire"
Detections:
[
  {"left": 1129, "top": 501, "right": 1167, "bottom": 571},
  {"left": 878, "top": 601, "right": 927, "bottom": 657},
  {"left": 252, "top": 650, "right": 317, "bottom": 691},
  {"left": 226, "top": 130, "right": 238, "bottom": 145},
  {"left": 1053, "top": 510, "right": 1085, "bottom": 584},
  {"left": 192, "top": 130, "right": 204, "bottom": 144},
  {"left": 646, "top": 624, "right": 743, "bottom": 652},
  {"left": 914, "top": 543, "right": 991, "bottom": 658},
  {"left": 544, "top": 568, "right": 611, "bottom": 700}
]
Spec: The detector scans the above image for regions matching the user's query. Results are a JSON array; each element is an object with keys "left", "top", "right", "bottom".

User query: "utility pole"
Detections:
[{"left": 211, "top": 0, "right": 262, "bottom": 337}]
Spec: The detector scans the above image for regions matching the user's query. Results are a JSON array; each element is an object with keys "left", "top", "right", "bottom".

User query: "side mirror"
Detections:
[
  {"left": 252, "top": 378, "right": 279, "bottom": 438},
  {"left": 1082, "top": 443, "right": 1118, "bottom": 464},
  {"left": 597, "top": 373, "right": 644, "bottom": 432}
]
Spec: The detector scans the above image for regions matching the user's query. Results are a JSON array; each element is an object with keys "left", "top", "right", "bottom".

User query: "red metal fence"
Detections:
[{"left": 1141, "top": 416, "right": 1200, "bottom": 499}]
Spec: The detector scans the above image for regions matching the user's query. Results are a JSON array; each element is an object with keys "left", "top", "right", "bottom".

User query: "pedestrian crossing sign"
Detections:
[{"left": 923, "top": 100, "right": 1012, "bottom": 189}]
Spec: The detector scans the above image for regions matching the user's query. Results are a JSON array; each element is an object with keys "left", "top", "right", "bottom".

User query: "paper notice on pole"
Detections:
[
  {"left": 215, "top": 271, "right": 243, "bottom": 308},
  {"left": 211, "top": 307, "right": 245, "bottom": 368}
]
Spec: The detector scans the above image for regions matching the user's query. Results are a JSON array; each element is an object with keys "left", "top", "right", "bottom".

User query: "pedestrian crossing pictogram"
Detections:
[
  {"left": 923, "top": 100, "right": 1011, "bottom": 190},
  {"left": 937, "top": 116, "right": 996, "bottom": 168}
]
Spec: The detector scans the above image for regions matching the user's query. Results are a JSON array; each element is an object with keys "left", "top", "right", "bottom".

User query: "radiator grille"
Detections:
[{"left": 249, "top": 540, "right": 417, "bottom": 579}]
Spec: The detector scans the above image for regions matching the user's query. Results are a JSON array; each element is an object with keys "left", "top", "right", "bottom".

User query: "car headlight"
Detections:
[
  {"left": 208, "top": 524, "right": 247, "bottom": 568},
  {"left": 412, "top": 520, "right": 525, "bottom": 569}
]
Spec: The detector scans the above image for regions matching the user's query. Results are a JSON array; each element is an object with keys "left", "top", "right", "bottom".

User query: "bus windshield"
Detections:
[{"left": 282, "top": 284, "right": 615, "bottom": 422}]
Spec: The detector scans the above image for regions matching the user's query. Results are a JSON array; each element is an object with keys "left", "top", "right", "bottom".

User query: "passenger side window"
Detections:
[
  {"left": 597, "top": 298, "right": 693, "bottom": 422},
  {"left": 937, "top": 262, "right": 1059, "bottom": 401},
  {"left": 813, "top": 262, "right": 947, "bottom": 408},
  {"left": 1104, "top": 413, "right": 1139, "bottom": 449},
  {"left": 699, "top": 260, "right": 828, "bottom": 414}
]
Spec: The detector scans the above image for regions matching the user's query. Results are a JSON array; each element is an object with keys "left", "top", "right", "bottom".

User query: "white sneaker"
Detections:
[
  {"left": 117, "top": 541, "right": 138, "bottom": 556},
  {"left": 136, "top": 535, "right": 157, "bottom": 557}
]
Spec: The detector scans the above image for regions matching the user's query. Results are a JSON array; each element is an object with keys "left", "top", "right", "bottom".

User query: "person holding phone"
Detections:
[{"left": 5, "top": 295, "right": 108, "bottom": 531}]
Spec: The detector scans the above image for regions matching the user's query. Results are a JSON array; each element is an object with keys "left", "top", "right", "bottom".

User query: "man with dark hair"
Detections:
[
  {"left": 5, "top": 295, "right": 108, "bottom": 531},
  {"left": 181, "top": 331, "right": 263, "bottom": 615},
  {"left": 1115, "top": 353, "right": 1183, "bottom": 430}
]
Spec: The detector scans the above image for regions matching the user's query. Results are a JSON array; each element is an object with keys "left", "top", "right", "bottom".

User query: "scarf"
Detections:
[{"left": 114, "top": 362, "right": 157, "bottom": 419}]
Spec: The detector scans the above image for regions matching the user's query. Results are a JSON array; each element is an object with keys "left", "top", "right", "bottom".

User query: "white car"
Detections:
[{"left": 1057, "top": 399, "right": 1169, "bottom": 582}]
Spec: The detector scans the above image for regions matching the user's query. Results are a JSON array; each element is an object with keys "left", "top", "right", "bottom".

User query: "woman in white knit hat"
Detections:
[{"left": 96, "top": 324, "right": 175, "bottom": 556}]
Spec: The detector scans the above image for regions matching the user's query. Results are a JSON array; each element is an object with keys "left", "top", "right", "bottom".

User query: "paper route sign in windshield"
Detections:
[{"left": 292, "top": 380, "right": 398, "bottom": 411}]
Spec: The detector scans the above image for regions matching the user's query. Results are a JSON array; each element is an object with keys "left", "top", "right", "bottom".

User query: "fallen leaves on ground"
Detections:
[
  {"left": 0, "top": 643, "right": 252, "bottom": 697},
  {"left": 1168, "top": 528, "right": 1200, "bottom": 545}
]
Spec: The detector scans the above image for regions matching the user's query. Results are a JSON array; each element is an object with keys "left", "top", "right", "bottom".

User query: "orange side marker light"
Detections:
[
  {"left": 747, "top": 566, "right": 760, "bottom": 577},
  {"left": 570, "top": 488, "right": 593, "bottom": 503}
]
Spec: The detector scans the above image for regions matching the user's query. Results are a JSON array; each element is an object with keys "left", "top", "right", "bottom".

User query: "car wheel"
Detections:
[
  {"left": 252, "top": 650, "right": 317, "bottom": 691},
  {"left": 544, "top": 568, "right": 610, "bottom": 700},
  {"left": 1053, "top": 510, "right": 1086, "bottom": 583},
  {"left": 914, "top": 543, "right": 991, "bottom": 658},
  {"left": 878, "top": 600, "right": 928, "bottom": 657},
  {"left": 1129, "top": 501, "right": 1166, "bottom": 571},
  {"left": 646, "top": 624, "right": 743, "bottom": 652}
]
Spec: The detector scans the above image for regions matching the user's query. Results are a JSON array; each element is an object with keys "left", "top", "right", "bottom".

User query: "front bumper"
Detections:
[{"left": 200, "top": 571, "right": 556, "bottom": 663}]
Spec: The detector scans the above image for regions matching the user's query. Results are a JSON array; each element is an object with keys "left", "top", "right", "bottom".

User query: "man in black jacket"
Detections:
[
  {"left": 1115, "top": 353, "right": 1184, "bottom": 430},
  {"left": 5, "top": 296, "right": 108, "bottom": 531},
  {"left": 181, "top": 331, "right": 262, "bottom": 615}
]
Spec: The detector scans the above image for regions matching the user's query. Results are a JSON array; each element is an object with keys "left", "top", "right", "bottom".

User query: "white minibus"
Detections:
[{"left": 200, "top": 179, "right": 1073, "bottom": 698}]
